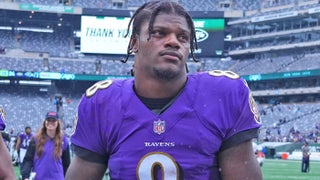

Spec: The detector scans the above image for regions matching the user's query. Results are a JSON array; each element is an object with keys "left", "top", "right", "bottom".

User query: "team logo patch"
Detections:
[
  {"left": 153, "top": 119, "right": 166, "bottom": 135},
  {"left": 249, "top": 94, "right": 261, "bottom": 124}
]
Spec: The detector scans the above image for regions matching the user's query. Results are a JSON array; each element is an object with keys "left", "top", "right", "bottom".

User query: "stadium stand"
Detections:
[
  {"left": 0, "top": 30, "right": 15, "bottom": 50},
  {"left": 13, "top": 0, "right": 261, "bottom": 11},
  {"left": 260, "top": 102, "right": 320, "bottom": 143},
  {"left": 0, "top": 85, "right": 80, "bottom": 135},
  {"left": 17, "top": 31, "right": 71, "bottom": 57}
]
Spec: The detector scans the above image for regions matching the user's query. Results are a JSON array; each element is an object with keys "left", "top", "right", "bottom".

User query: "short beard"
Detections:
[{"left": 152, "top": 68, "right": 180, "bottom": 81}]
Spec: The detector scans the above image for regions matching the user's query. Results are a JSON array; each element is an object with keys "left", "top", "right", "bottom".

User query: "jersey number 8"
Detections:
[{"left": 86, "top": 80, "right": 113, "bottom": 97}]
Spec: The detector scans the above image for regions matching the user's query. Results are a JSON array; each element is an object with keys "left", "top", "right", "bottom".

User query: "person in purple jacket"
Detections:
[
  {"left": 0, "top": 108, "right": 16, "bottom": 180},
  {"left": 21, "top": 111, "right": 70, "bottom": 180},
  {"left": 66, "top": 1, "right": 263, "bottom": 179}
]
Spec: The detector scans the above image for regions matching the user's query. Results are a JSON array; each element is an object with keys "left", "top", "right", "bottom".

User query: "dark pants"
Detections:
[{"left": 301, "top": 157, "right": 309, "bottom": 172}]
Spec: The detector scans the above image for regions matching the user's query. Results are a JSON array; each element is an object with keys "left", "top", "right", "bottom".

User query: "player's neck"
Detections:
[{"left": 134, "top": 76, "right": 187, "bottom": 98}]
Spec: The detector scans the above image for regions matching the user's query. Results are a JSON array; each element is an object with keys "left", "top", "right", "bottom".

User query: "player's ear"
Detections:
[{"left": 132, "top": 35, "right": 139, "bottom": 53}]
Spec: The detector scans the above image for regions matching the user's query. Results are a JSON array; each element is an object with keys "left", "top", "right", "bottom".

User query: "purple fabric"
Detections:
[
  {"left": 33, "top": 136, "right": 69, "bottom": 180},
  {"left": 71, "top": 72, "right": 261, "bottom": 179},
  {"left": 18, "top": 133, "right": 33, "bottom": 149},
  {"left": 0, "top": 113, "right": 5, "bottom": 131}
]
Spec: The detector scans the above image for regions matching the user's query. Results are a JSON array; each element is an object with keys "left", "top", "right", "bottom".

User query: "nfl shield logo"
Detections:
[{"left": 153, "top": 119, "right": 166, "bottom": 135}]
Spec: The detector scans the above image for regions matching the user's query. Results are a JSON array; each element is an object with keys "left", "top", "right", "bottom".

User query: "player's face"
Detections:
[
  {"left": 25, "top": 128, "right": 31, "bottom": 135},
  {"left": 134, "top": 13, "right": 191, "bottom": 81}
]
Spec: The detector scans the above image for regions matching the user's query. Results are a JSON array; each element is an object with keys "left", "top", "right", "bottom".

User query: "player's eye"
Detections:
[
  {"left": 152, "top": 30, "right": 165, "bottom": 37},
  {"left": 178, "top": 34, "right": 189, "bottom": 42}
]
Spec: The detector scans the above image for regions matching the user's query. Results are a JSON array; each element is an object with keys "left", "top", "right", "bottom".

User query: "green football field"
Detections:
[
  {"left": 262, "top": 159, "right": 320, "bottom": 180},
  {"left": 14, "top": 159, "right": 320, "bottom": 179}
]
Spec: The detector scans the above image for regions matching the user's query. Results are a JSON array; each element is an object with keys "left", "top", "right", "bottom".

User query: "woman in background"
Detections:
[{"left": 21, "top": 111, "right": 70, "bottom": 180}]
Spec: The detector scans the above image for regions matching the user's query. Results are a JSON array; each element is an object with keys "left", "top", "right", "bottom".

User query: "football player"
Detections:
[{"left": 66, "top": 1, "right": 262, "bottom": 179}]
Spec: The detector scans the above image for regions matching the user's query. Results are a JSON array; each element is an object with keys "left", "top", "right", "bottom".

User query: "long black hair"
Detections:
[{"left": 121, "top": 0, "right": 198, "bottom": 63}]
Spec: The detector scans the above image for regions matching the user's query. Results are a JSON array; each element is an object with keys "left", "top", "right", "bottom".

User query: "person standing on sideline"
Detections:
[
  {"left": 301, "top": 141, "right": 311, "bottom": 173},
  {"left": 15, "top": 126, "right": 33, "bottom": 165},
  {"left": 0, "top": 108, "right": 16, "bottom": 180},
  {"left": 21, "top": 111, "right": 70, "bottom": 180},
  {"left": 66, "top": 1, "right": 262, "bottom": 179}
]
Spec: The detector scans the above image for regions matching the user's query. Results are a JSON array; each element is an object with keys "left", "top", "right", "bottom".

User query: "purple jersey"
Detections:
[
  {"left": 0, "top": 112, "right": 5, "bottom": 131},
  {"left": 33, "top": 136, "right": 69, "bottom": 180},
  {"left": 71, "top": 71, "right": 261, "bottom": 179},
  {"left": 18, "top": 132, "right": 33, "bottom": 149}
]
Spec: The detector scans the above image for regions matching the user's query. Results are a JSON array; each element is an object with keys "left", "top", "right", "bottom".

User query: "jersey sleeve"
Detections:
[
  {"left": 220, "top": 78, "right": 261, "bottom": 150},
  {"left": 70, "top": 93, "right": 109, "bottom": 159},
  {"left": 197, "top": 71, "right": 261, "bottom": 151}
]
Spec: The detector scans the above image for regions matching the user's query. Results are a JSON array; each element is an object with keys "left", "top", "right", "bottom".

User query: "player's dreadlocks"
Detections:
[{"left": 121, "top": 0, "right": 198, "bottom": 63}]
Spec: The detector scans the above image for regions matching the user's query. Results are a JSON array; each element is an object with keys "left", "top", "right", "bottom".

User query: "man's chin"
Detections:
[{"left": 153, "top": 68, "right": 181, "bottom": 81}]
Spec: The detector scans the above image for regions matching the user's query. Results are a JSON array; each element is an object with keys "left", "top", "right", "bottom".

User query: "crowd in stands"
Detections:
[
  {"left": 1, "top": 51, "right": 319, "bottom": 76},
  {"left": 0, "top": 30, "right": 15, "bottom": 50},
  {"left": 240, "top": 0, "right": 320, "bottom": 18},
  {"left": 230, "top": 53, "right": 320, "bottom": 75},
  {"left": 18, "top": 31, "right": 71, "bottom": 57},
  {"left": 0, "top": 30, "right": 72, "bottom": 58},
  {"left": 11, "top": 0, "right": 311, "bottom": 11},
  {"left": 260, "top": 102, "right": 320, "bottom": 144},
  {"left": 8, "top": 0, "right": 319, "bottom": 12},
  {"left": 12, "top": 0, "right": 259, "bottom": 11}
]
